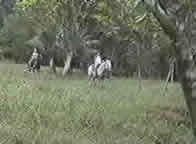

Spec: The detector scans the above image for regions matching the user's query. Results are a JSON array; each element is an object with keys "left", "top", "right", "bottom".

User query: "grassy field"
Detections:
[{"left": 0, "top": 63, "right": 195, "bottom": 143}]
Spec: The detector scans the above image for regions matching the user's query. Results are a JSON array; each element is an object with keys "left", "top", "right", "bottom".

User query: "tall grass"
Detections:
[{"left": 0, "top": 63, "right": 195, "bottom": 143}]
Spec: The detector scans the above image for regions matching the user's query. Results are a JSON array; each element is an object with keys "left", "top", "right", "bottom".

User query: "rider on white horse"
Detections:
[
  {"left": 94, "top": 52, "right": 102, "bottom": 76},
  {"left": 88, "top": 55, "right": 112, "bottom": 80}
]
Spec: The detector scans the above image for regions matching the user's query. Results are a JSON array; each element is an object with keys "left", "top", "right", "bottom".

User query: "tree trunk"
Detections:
[
  {"left": 137, "top": 44, "right": 142, "bottom": 90},
  {"left": 143, "top": 0, "right": 196, "bottom": 137},
  {"left": 0, "top": 0, "right": 16, "bottom": 29},
  {"left": 62, "top": 51, "right": 73, "bottom": 76},
  {"left": 49, "top": 57, "right": 56, "bottom": 73}
]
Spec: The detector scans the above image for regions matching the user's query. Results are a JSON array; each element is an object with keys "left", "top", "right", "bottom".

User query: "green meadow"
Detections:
[{"left": 0, "top": 63, "right": 195, "bottom": 144}]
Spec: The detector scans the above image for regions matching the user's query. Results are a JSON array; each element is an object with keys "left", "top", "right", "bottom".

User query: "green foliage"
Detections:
[
  {"left": 0, "top": 14, "right": 37, "bottom": 62},
  {"left": 0, "top": 0, "right": 16, "bottom": 29},
  {"left": 0, "top": 0, "right": 174, "bottom": 78}
]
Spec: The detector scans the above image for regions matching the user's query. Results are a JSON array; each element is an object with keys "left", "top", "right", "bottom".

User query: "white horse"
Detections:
[{"left": 88, "top": 59, "right": 112, "bottom": 81}]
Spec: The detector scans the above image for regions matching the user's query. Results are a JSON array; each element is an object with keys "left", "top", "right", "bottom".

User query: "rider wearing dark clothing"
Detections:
[{"left": 28, "top": 48, "right": 41, "bottom": 72}]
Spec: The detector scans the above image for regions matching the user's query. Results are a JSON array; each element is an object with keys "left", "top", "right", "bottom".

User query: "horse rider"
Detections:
[
  {"left": 94, "top": 52, "right": 102, "bottom": 76},
  {"left": 28, "top": 48, "right": 40, "bottom": 71}
]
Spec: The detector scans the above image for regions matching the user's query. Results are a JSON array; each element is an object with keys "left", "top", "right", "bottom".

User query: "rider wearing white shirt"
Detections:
[{"left": 94, "top": 52, "right": 102, "bottom": 76}]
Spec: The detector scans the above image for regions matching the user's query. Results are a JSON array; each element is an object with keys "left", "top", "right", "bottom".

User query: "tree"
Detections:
[
  {"left": 51, "top": 0, "right": 99, "bottom": 76},
  {"left": 15, "top": 0, "right": 98, "bottom": 75},
  {"left": 0, "top": 0, "right": 15, "bottom": 29},
  {"left": 142, "top": 0, "right": 196, "bottom": 138},
  {"left": 0, "top": 0, "right": 181, "bottom": 79},
  {"left": 0, "top": 13, "right": 37, "bottom": 62}
]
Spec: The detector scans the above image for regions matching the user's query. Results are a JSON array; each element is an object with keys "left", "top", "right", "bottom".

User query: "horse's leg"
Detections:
[
  {"left": 88, "top": 76, "right": 92, "bottom": 86},
  {"left": 98, "top": 77, "right": 104, "bottom": 88},
  {"left": 109, "top": 71, "right": 112, "bottom": 79},
  {"left": 107, "top": 71, "right": 110, "bottom": 79},
  {"left": 93, "top": 76, "right": 98, "bottom": 87},
  {"left": 102, "top": 78, "right": 106, "bottom": 88},
  {"left": 37, "top": 66, "right": 41, "bottom": 79},
  {"left": 98, "top": 75, "right": 104, "bottom": 88},
  {"left": 32, "top": 63, "right": 36, "bottom": 72}
]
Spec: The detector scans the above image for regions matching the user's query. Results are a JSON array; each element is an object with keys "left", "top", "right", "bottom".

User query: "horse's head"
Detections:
[{"left": 104, "top": 59, "right": 112, "bottom": 71}]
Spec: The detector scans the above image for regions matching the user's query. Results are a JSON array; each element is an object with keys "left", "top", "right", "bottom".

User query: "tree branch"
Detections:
[{"left": 142, "top": 0, "right": 178, "bottom": 41}]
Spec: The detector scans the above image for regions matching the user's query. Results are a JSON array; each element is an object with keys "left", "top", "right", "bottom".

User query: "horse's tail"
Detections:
[{"left": 88, "top": 64, "right": 93, "bottom": 76}]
